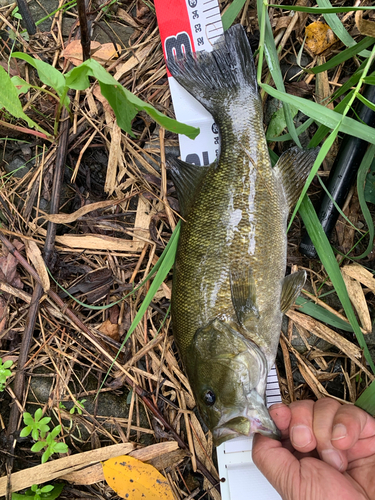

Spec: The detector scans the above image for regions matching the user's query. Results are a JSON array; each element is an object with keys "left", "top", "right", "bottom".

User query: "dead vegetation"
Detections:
[{"left": 0, "top": 0, "right": 375, "bottom": 499}]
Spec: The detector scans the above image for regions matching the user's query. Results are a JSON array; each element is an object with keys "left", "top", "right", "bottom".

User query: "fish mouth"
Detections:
[{"left": 212, "top": 396, "right": 280, "bottom": 446}]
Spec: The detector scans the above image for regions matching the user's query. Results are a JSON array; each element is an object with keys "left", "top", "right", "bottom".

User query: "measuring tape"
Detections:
[{"left": 154, "top": 2, "right": 282, "bottom": 498}]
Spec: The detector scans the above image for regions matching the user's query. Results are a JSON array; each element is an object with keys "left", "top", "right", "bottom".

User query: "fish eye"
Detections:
[{"left": 203, "top": 390, "right": 216, "bottom": 406}]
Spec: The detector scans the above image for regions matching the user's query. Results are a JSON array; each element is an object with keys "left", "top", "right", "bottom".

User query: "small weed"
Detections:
[
  {"left": 20, "top": 409, "right": 69, "bottom": 463},
  {"left": 12, "top": 483, "right": 64, "bottom": 500},
  {"left": 0, "top": 357, "right": 13, "bottom": 391}
]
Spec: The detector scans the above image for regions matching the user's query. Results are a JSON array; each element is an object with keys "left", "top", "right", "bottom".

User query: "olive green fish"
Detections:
[{"left": 167, "top": 24, "right": 317, "bottom": 446}]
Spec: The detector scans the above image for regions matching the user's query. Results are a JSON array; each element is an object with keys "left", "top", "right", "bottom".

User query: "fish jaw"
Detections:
[{"left": 212, "top": 390, "right": 280, "bottom": 446}]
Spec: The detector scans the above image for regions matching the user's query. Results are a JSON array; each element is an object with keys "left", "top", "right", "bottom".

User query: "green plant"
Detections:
[
  {"left": 0, "top": 53, "right": 199, "bottom": 140},
  {"left": 0, "top": 357, "right": 13, "bottom": 391},
  {"left": 69, "top": 398, "right": 86, "bottom": 415},
  {"left": 20, "top": 409, "right": 69, "bottom": 463},
  {"left": 30, "top": 425, "right": 68, "bottom": 464},
  {"left": 12, "top": 483, "right": 64, "bottom": 500}
]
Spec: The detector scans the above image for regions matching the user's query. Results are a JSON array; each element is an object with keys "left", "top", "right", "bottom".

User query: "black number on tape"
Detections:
[
  {"left": 185, "top": 152, "right": 210, "bottom": 166},
  {"left": 188, "top": 0, "right": 198, "bottom": 7},
  {"left": 165, "top": 32, "right": 192, "bottom": 61}
]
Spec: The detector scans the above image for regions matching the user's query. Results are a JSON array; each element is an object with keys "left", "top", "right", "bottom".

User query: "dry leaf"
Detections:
[
  {"left": 355, "top": 11, "right": 375, "bottom": 37},
  {"left": 341, "top": 269, "right": 372, "bottom": 333},
  {"left": 24, "top": 240, "right": 50, "bottom": 293},
  {"left": 61, "top": 40, "right": 121, "bottom": 66},
  {"left": 305, "top": 22, "right": 337, "bottom": 55},
  {"left": 99, "top": 319, "right": 120, "bottom": 342},
  {"left": 102, "top": 455, "right": 174, "bottom": 500}
]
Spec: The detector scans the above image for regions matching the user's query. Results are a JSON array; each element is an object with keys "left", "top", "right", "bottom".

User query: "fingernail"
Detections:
[
  {"left": 331, "top": 424, "right": 347, "bottom": 441},
  {"left": 321, "top": 449, "right": 344, "bottom": 471},
  {"left": 290, "top": 425, "right": 313, "bottom": 448},
  {"left": 270, "top": 403, "right": 285, "bottom": 410}
]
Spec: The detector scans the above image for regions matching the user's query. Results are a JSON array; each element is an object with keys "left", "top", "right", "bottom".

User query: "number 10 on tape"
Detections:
[{"left": 154, "top": 0, "right": 223, "bottom": 167}]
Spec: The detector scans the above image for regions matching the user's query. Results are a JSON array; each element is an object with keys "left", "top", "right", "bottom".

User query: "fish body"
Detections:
[{"left": 167, "top": 25, "right": 316, "bottom": 445}]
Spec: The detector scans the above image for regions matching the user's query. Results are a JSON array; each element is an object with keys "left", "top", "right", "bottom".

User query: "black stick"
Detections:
[{"left": 299, "top": 85, "right": 375, "bottom": 259}]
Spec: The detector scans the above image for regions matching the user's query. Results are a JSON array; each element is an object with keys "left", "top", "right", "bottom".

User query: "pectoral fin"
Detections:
[
  {"left": 273, "top": 147, "right": 319, "bottom": 211},
  {"left": 230, "top": 267, "right": 259, "bottom": 325},
  {"left": 166, "top": 155, "right": 214, "bottom": 217},
  {"left": 280, "top": 270, "right": 306, "bottom": 313}
]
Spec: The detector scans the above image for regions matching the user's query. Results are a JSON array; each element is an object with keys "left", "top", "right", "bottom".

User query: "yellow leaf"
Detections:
[
  {"left": 102, "top": 455, "right": 174, "bottom": 500},
  {"left": 305, "top": 21, "right": 337, "bottom": 55}
]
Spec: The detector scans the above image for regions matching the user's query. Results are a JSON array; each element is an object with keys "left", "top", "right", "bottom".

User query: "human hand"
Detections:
[{"left": 252, "top": 399, "right": 375, "bottom": 500}]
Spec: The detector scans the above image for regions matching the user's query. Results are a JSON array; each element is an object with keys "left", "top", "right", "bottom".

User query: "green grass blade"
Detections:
[
  {"left": 299, "top": 195, "right": 375, "bottom": 374},
  {"left": 295, "top": 296, "right": 354, "bottom": 332},
  {"left": 122, "top": 222, "right": 180, "bottom": 344},
  {"left": 257, "top": 0, "right": 301, "bottom": 148},
  {"left": 355, "top": 380, "right": 375, "bottom": 415},
  {"left": 222, "top": 0, "right": 247, "bottom": 30},
  {"left": 317, "top": 0, "right": 372, "bottom": 57},
  {"left": 261, "top": 83, "right": 375, "bottom": 145},
  {"left": 307, "top": 37, "right": 374, "bottom": 75},
  {"left": 269, "top": 4, "right": 375, "bottom": 14},
  {"left": 353, "top": 145, "right": 375, "bottom": 260}
]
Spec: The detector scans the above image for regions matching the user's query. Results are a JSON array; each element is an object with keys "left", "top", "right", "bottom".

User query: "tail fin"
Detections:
[{"left": 167, "top": 24, "right": 257, "bottom": 118}]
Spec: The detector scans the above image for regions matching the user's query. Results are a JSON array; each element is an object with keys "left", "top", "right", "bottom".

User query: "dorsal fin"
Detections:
[
  {"left": 273, "top": 147, "right": 319, "bottom": 210},
  {"left": 166, "top": 155, "right": 213, "bottom": 217}
]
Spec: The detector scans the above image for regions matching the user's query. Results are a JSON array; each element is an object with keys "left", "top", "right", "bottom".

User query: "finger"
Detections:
[
  {"left": 268, "top": 402, "right": 292, "bottom": 439},
  {"left": 288, "top": 399, "right": 317, "bottom": 452},
  {"left": 313, "top": 398, "right": 347, "bottom": 472},
  {"left": 331, "top": 404, "right": 375, "bottom": 451},
  {"left": 252, "top": 434, "right": 300, "bottom": 498}
]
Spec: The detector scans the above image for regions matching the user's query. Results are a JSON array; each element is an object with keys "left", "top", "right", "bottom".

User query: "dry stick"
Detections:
[
  {"left": 5, "top": 108, "right": 71, "bottom": 498},
  {"left": 76, "top": 0, "right": 91, "bottom": 62},
  {"left": 0, "top": 238, "right": 220, "bottom": 493}
]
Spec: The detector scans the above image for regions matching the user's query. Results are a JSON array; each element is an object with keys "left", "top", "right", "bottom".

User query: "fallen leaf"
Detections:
[
  {"left": 99, "top": 319, "right": 120, "bottom": 342},
  {"left": 61, "top": 40, "right": 121, "bottom": 66},
  {"left": 305, "top": 22, "right": 337, "bottom": 55},
  {"left": 355, "top": 10, "right": 375, "bottom": 37},
  {"left": 24, "top": 240, "right": 50, "bottom": 293},
  {"left": 102, "top": 455, "right": 174, "bottom": 500}
]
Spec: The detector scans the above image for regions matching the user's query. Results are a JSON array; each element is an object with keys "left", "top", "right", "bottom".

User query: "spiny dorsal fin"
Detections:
[
  {"left": 230, "top": 267, "right": 259, "bottom": 326},
  {"left": 273, "top": 147, "right": 319, "bottom": 211},
  {"left": 166, "top": 155, "right": 213, "bottom": 217},
  {"left": 280, "top": 270, "right": 306, "bottom": 313}
]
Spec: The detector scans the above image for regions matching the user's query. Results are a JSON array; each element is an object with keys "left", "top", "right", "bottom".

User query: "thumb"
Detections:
[{"left": 252, "top": 434, "right": 299, "bottom": 498}]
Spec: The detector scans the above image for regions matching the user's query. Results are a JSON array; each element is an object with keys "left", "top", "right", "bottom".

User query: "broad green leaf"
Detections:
[
  {"left": 0, "top": 66, "right": 49, "bottom": 135},
  {"left": 299, "top": 195, "right": 375, "bottom": 374},
  {"left": 11, "top": 52, "right": 66, "bottom": 96},
  {"left": 65, "top": 59, "right": 200, "bottom": 139},
  {"left": 261, "top": 83, "right": 375, "bottom": 145},
  {"left": 266, "top": 104, "right": 299, "bottom": 139},
  {"left": 222, "top": 0, "right": 247, "bottom": 30},
  {"left": 11, "top": 75, "right": 32, "bottom": 94}
]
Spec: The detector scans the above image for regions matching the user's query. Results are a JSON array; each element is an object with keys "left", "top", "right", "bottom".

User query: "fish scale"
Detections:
[{"left": 167, "top": 24, "right": 317, "bottom": 445}]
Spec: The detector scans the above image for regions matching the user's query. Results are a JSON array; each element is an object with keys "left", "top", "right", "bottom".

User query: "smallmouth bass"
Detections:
[{"left": 167, "top": 24, "right": 317, "bottom": 446}]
